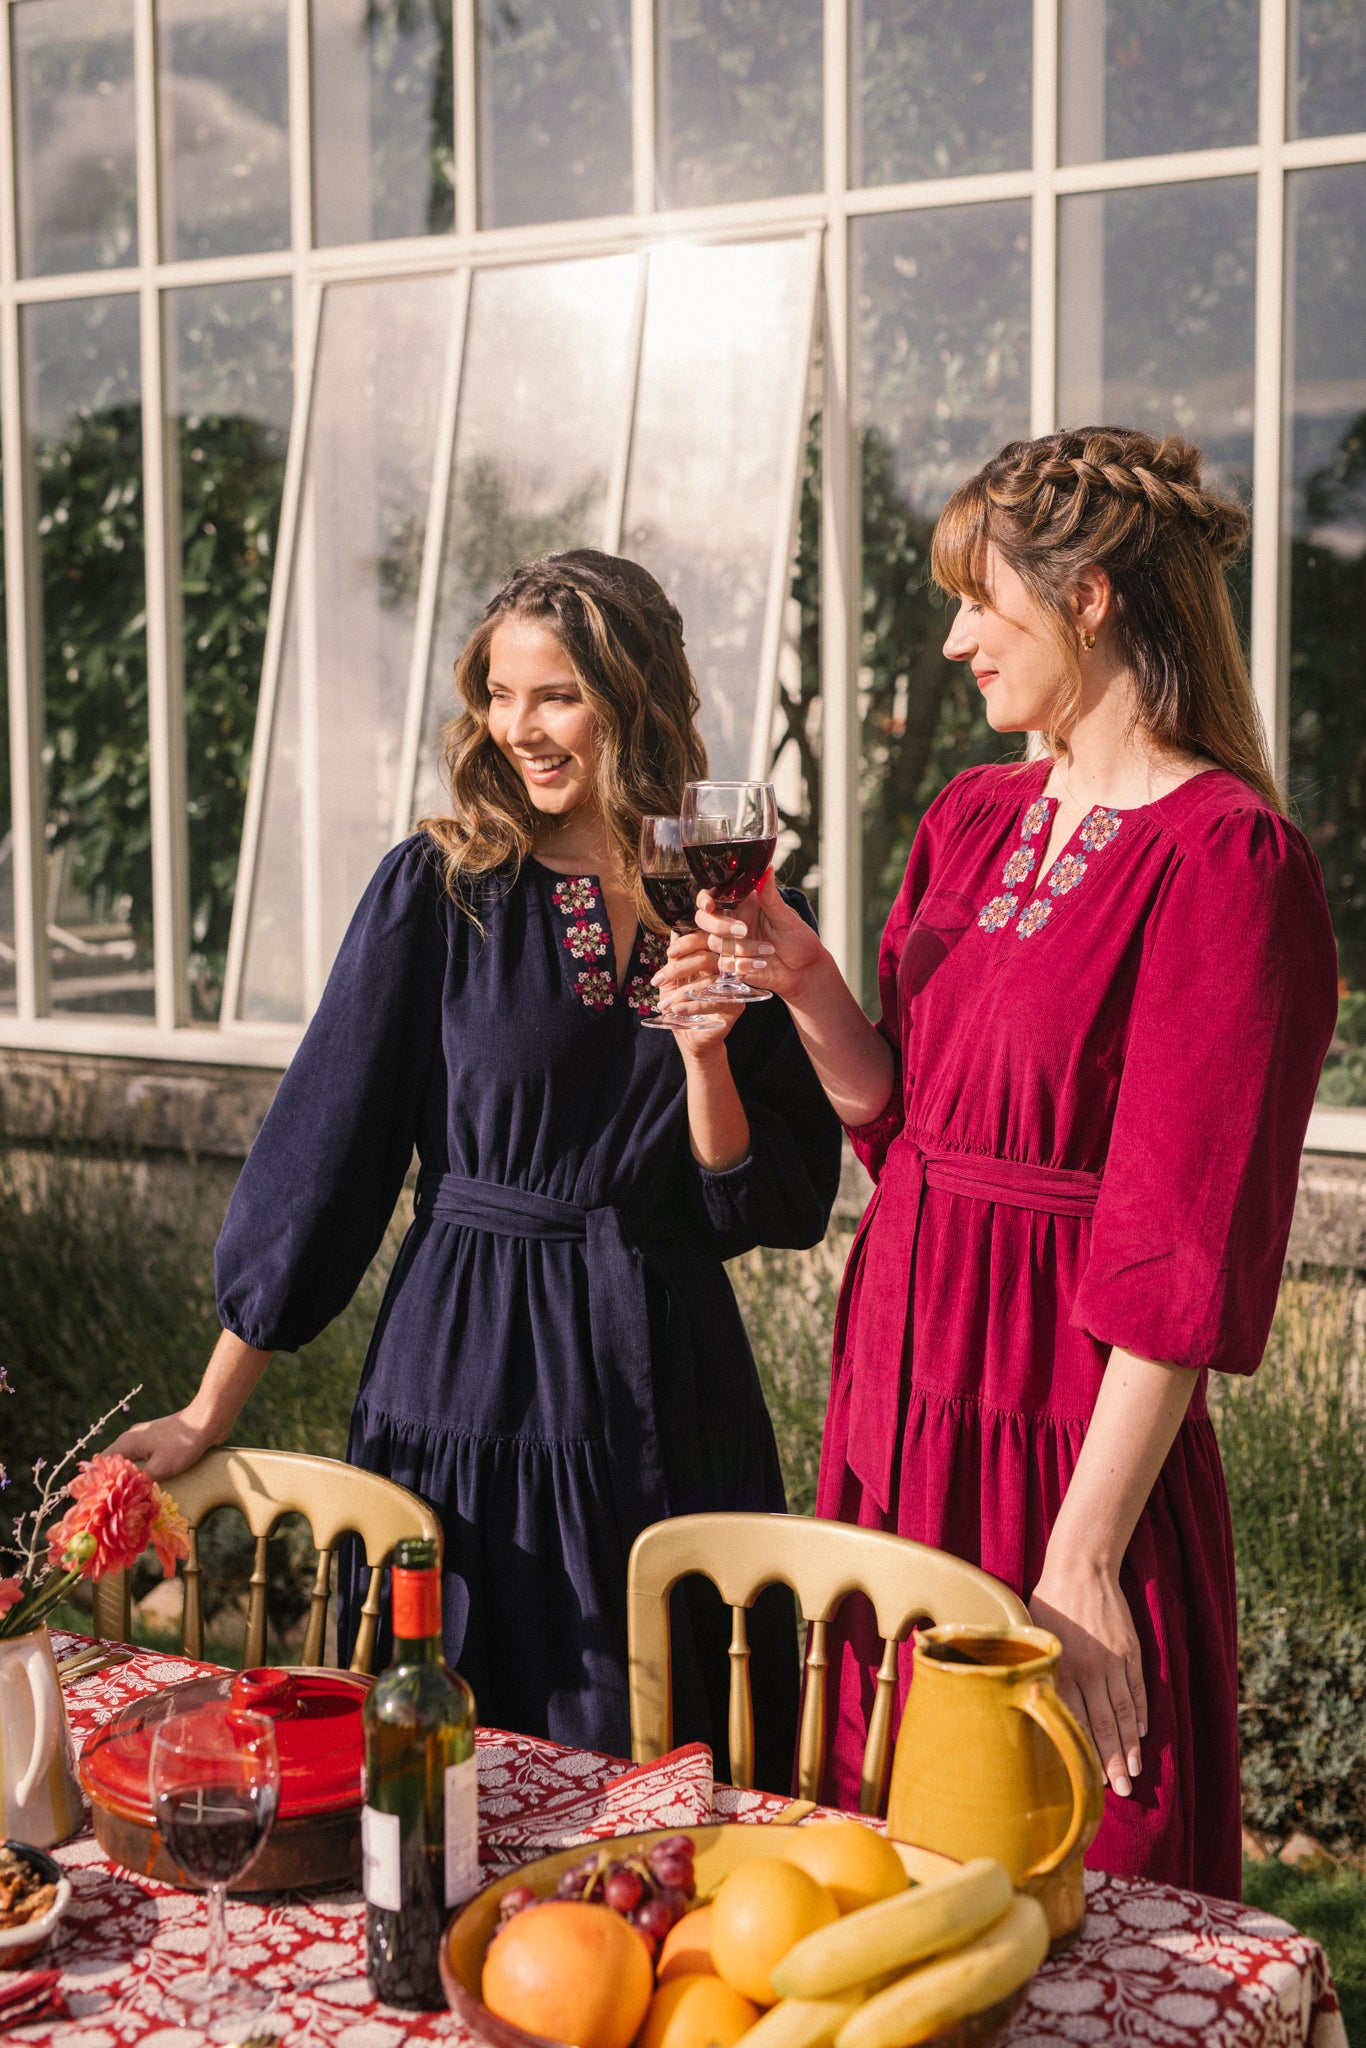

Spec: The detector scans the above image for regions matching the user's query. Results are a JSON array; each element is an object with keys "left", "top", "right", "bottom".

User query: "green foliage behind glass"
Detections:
[{"left": 657, "top": 0, "right": 822, "bottom": 206}]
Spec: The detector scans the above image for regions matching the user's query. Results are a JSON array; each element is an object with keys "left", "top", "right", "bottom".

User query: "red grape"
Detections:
[
  {"left": 649, "top": 1852, "right": 695, "bottom": 1894},
  {"left": 634, "top": 1894, "right": 683, "bottom": 1945},
  {"left": 497, "top": 1884, "right": 539, "bottom": 1921},
  {"left": 603, "top": 1866, "right": 646, "bottom": 1913}
]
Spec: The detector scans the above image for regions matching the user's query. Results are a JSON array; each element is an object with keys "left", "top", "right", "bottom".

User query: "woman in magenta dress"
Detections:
[{"left": 676, "top": 428, "right": 1338, "bottom": 1895}]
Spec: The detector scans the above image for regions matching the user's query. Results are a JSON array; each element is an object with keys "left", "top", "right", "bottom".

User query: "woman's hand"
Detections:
[
  {"left": 1029, "top": 1550, "right": 1147, "bottom": 1798},
  {"left": 653, "top": 927, "right": 743, "bottom": 1047},
  {"left": 107, "top": 1410, "right": 219, "bottom": 1484},
  {"left": 690, "top": 871, "right": 824, "bottom": 1003}
]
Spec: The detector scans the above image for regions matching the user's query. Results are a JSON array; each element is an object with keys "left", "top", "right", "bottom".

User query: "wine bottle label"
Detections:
[
  {"left": 361, "top": 1804, "right": 402, "bottom": 1912},
  {"left": 443, "top": 1755, "right": 479, "bottom": 1908}
]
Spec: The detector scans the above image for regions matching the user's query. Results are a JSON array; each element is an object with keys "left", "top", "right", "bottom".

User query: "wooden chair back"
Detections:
[
  {"left": 626, "top": 1512, "right": 1030, "bottom": 1816},
  {"left": 90, "top": 1447, "right": 442, "bottom": 1675}
]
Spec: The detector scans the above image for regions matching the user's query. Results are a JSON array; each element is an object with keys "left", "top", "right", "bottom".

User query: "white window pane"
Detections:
[
  {"left": 1284, "top": 166, "right": 1366, "bottom": 1101},
  {"left": 237, "top": 273, "right": 458, "bottom": 1025},
  {"left": 312, "top": 0, "right": 456, "bottom": 247},
  {"left": 854, "top": 0, "right": 1031, "bottom": 188},
  {"left": 854, "top": 204, "right": 1031, "bottom": 990},
  {"left": 478, "top": 1, "right": 632, "bottom": 228},
  {"left": 417, "top": 254, "right": 641, "bottom": 820},
  {"left": 27, "top": 295, "right": 152, "bottom": 1016},
  {"left": 622, "top": 237, "right": 818, "bottom": 779},
  {"left": 1292, "top": 2, "right": 1366, "bottom": 141},
  {"left": 159, "top": 0, "right": 291, "bottom": 262},
  {"left": 14, "top": 0, "right": 138, "bottom": 277},
  {"left": 1057, "top": 179, "right": 1256, "bottom": 498},
  {"left": 1060, "top": 0, "right": 1258, "bottom": 166}
]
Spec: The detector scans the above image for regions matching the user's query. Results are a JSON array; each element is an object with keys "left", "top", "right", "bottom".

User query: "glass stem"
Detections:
[{"left": 205, "top": 1883, "right": 231, "bottom": 1989}]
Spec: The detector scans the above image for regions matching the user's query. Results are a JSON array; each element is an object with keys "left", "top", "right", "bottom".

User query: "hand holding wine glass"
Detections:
[
  {"left": 638, "top": 815, "right": 725, "bottom": 1032},
  {"left": 679, "top": 781, "right": 778, "bottom": 1002},
  {"left": 149, "top": 1701, "right": 280, "bottom": 2032}
]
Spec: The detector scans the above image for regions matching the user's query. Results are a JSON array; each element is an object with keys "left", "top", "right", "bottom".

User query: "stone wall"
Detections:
[{"left": 2, "top": 1048, "right": 1363, "bottom": 1269}]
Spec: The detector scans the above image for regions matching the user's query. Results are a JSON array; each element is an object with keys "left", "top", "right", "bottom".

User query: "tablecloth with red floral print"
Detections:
[{"left": 2, "top": 1634, "right": 1344, "bottom": 2048}]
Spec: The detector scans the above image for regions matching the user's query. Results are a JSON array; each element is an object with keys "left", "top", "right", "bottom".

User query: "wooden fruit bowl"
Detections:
[{"left": 441, "top": 1824, "right": 1026, "bottom": 2048}]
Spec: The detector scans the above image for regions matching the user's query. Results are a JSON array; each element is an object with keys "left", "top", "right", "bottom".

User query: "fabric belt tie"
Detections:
[
  {"left": 844, "top": 1135, "right": 1103, "bottom": 1516},
  {"left": 413, "top": 1170, "right": 676, "bottom": 1554}
]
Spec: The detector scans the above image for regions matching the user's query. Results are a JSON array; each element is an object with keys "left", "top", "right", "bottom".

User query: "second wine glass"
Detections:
[
  {"left": 679, "top": 781, "right": 777, "bottom": 1002},
  {"left": 638, "top": 815, "right": 725, "bottom": 1031}
]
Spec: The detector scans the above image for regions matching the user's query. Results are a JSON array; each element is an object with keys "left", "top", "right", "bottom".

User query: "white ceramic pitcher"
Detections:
[{"left": 0, "top": 1626, "right": 83, "bottom": 1845}]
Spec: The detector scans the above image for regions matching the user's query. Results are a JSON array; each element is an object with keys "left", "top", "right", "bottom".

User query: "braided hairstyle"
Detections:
[
  {"left": 931, "top": 427, "right": 1279, "bottom": 808},
  {"left": 423, "top": 549, "right": 708, "bottom": 924}
]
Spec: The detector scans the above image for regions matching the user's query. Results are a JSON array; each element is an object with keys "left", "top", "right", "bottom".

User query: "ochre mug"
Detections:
[{"left": 885, "top": 1623, "right": 1105, "bottom": 1943}]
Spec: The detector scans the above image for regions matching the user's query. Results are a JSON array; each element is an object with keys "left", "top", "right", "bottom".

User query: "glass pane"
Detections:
[
  {"left": 854, "top": 205, "right": 1031, "bottom": 999},
  {"left": 656, "top": 0, "right": 822, "bottom": 207},
  {"left": 159, "top": 0, "right": 290, "bottom": 261},
  {"left": 27, "top": 295, "right": 151, "bottom": 1015},
  {"left": 478, "top": 0, "right": 632, "bottom": 227},
  {"left": 1059, "top": 0, "right": 1258, "bottom": 165},
  {"left": 170, "top": 281, "right": 292, "bottom": 1022},
  {"left": 238, "top": 273, "right": 457, "bottom": 1025},
  {"left": 1293, "top": 1, "right": 1366, "bottom": 140},
  {"left": 622, "top": 238, "right": 817, "bottom": 780},
  {"left": 14, "top": 0, "right": 138, "bottom": 277},
  {"left": 0, "top": 453, "right": 11, "bottom": 1011},
  {"left": 1057, "top": 179, "right": 1256, "bottom": 497},
  {"left": 853, "top": 0, "right": 1031, "bottom": 187},
  {"left": 417, "top": 255, "right": 640, "bottom": 820},
  {"left": 312, "top": 0, "right": 455, "bottom": 247},
  {"left": 1284, "top": 167, "right": 1366, "bottom": 1104}
]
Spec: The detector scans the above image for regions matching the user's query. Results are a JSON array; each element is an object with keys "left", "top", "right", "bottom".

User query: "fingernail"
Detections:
[
  {"left": 1128, "top": 1751, "right": 1141, "bottom": 1777},
  {"left": 1138, "top": 1721, "right": 1147, "bottom": 1739},
  {"left": 1113, "top": 1773, "right": 1131, "bottom": 1798},
  {"left": 756, "top": 944, "right": 775, "bottom": 956}
]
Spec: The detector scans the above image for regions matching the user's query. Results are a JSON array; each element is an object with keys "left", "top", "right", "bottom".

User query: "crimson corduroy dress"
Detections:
[{"left": 818, "top": 759, "right": 1337, "bottom": 1897}]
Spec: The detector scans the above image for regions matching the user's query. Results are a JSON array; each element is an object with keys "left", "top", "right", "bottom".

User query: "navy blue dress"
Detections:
[{"left": 216, "top": 836, "right": 841, "bottom": 1774}]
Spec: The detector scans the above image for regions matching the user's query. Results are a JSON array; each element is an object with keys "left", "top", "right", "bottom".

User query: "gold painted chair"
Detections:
[
  {"left": 90, "top": 1447, "right": 442, "bottom": 1675},
  {"left": 626, "top": 1512, "right": 1030, "bottom": 1817}
]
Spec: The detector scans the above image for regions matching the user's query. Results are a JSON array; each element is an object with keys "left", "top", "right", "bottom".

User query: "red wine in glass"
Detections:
[
  {"left": 679, "top": 782, "right": 778, "bottom": 1002},
  {"left": 638, "top": 815, "right": 725, "bottom": 1030},
  {"left": 156, "top": 1783, "right": 274, "bottom": 1887}
]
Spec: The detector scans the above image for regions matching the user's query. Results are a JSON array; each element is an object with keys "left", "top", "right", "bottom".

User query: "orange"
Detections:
[
  {"left": 657, "top": 1903, "right": 717, "bottom": 1981},
  {"left": 480, "top": 1900, "right": 653, "bottom": 2048},
  {"left": 785, "top": 1820, "right": 909, "bottom": 1915},
  {"left": 637, "top": 1972, "right": 761, "bottom": 2048},
  {"left": 710, "top": 1857, "right": 839, "bottom": 2006}
]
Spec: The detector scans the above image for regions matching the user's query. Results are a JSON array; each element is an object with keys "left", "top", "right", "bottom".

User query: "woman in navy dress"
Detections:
[{"left": 113, "top": 550, "right": 841, "bottom": 1779}]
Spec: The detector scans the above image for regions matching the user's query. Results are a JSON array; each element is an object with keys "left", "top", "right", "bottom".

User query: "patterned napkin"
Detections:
[
  {"left": 480, "top": 1741, "right": 716, "bottom": 1854},
  {"left": 0, "top": 1967, "right": 70, "bottom": 2027}
]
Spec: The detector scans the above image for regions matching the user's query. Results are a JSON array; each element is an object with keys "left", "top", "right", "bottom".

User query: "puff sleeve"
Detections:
[
  {"left": 216, "top": 837, "right": 448, "bottom": 1351},
  {"left": 1070, "top": 806, "right": 1337, "bottom": 1375}
]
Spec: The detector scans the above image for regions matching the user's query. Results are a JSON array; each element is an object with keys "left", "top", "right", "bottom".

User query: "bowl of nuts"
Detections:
[{"left": 0, "top": 1841, "right": 71, "bottom": 1969}]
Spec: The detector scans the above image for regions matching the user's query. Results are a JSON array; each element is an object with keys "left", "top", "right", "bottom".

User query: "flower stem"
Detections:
[{"left": 0, "top": 1563, "right": 83, "bottom": 1640}]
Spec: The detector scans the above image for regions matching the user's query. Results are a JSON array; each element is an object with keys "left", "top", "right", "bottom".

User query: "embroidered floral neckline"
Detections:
[
  {"left": 976, "top": 794, "right": 1123, "bottom": 940},
  {"left": 548, "top": 872, "right": 668, "bottom": 1014}
]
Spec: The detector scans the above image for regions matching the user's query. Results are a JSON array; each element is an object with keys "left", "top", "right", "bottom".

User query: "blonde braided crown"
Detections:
[{"left": 983, "top": 429, "right": 1248, "bottom": 565}]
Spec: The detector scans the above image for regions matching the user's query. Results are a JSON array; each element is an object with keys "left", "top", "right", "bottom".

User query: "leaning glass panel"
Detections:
[
  {"left": 312, "top": 0, "right": 455, "bottom": 247},
  {"left": 853, "top": 0, "right": 1031, "bottom": 187},
  {"left": 13, "top": 0, "right": 138, "bottom": 277},
  {"left": 235, "top": 272, "right": 456, "bottom": 1026},
  {"left": 1292, "top": 1, "right": 1366, "bottom": 140},
  {"left": 26, "top": 295, "right": 151, "bottom": 1015},
  {"left": 622, "top": 237, "right": 818, "bottom": 780},
  {"left": 158, "top": 0, "right": 290, "bottom": 261},
  {"left": 1285, "top": 167, "right": 1366, "bottom": 1103},
  {"left": 478, "top": 0, "right": 632, "bottom": 227},
  {"left": 656, "top": 0, "right": 822, "bottom": 207},
  {"left": 1059, "top": 0, "right": 1258, "bottom": 165},
  {"left": 170, "top": 281, "right": 293, "bottom": 1022},
  {"left": 417, "top": 254, "right": 640, "bottom": 820},
  {"left": 854, "top": 204, "right": 1030, "bottom": 1000}
]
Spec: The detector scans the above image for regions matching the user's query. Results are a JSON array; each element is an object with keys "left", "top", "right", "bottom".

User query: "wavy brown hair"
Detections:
[
  {"left": 421, "top": 549, "right": 708, "bottom": 926},
  {"left": 930, "top": 427, "right": 1280, "bottom": 808}
]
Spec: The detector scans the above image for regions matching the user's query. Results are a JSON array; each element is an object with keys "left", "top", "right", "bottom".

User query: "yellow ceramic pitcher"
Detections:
[{"left": 886, "top": 1624, "right": 1105, "bottom": 1944}]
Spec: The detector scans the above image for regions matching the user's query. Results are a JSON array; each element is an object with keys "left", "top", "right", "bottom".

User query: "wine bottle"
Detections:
[{"left": 361, "top": 1536, "right": 478, "bottom": 2008}]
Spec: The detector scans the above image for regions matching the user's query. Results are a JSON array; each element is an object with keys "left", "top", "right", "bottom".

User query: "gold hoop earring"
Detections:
[{"left": 1080, "top": 630, "right": 1096, "bottom": 651}]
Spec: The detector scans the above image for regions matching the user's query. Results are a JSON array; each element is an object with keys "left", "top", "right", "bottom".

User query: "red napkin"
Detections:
[
  {"left": 483, "top": 1741, "right": 716, "bottom": 1851},
  {"left": 0, "top": 1967, "right": 71, "bottom": 2027}
]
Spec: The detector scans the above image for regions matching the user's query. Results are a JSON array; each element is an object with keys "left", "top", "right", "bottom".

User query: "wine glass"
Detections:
[
  {"left": 679, "top": 781, "right": 778, "bottom": 1002},
  {"left": 638, "top": 815, "right": 725, "bottom": 1031},
  {"left": 149, "top": 1702, "right": 280, "bottom": 2032}
]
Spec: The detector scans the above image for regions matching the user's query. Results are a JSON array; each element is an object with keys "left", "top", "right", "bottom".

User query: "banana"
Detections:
[
  {"left": 769, "top": 1858, "right": 1014, "bottom": 1999},
  {"left": 736, "top": 1991, "right": 864, "bottom": 2048},
  {"left": 833, "top": 1894, "right": 1050, "bottom": 2048}
]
